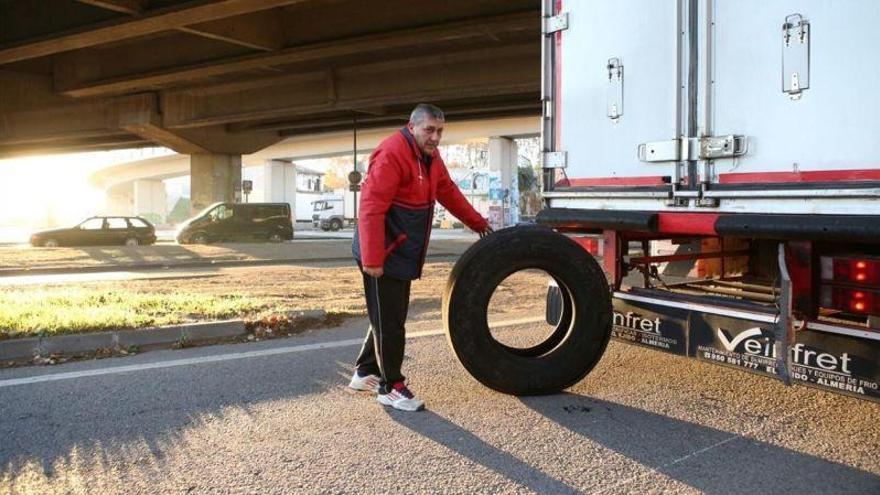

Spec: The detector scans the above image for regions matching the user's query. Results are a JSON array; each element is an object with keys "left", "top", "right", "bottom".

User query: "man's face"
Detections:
[{"left": 408, "top": 117, "right": 444, "bottom": 155}]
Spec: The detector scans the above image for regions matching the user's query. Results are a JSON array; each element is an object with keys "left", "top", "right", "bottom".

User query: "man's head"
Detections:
[{"left": 407, "top": 103, "right": 445, "bottom": 155}]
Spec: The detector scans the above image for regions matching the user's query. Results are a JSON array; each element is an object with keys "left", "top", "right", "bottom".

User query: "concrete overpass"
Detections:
[
  {"left": 1, "top": 0, "right": 542, "bottom": 210},
  {"left": 90, "top": 115, "right": 540, "bottom": 222}
]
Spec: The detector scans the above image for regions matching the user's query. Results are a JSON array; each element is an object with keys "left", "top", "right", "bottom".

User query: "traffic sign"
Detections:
[{"left": 348, "top": 171, "right": 362, "bottom": 185}]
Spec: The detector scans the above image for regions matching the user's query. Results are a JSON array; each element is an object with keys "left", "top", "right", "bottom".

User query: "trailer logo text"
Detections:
[
  {"left": 613, "top": 311, "right": 661, "bottom": 334},
  {"left": 715, "top": 327, "right": 853, "bottom": 374}
]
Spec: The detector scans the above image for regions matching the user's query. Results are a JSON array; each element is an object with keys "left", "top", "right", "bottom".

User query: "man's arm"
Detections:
[
  {"left": 359, "top": 149, "right": 402, "bottom": 277},
  {"left": 435, "top": 161, "right": 491, "bottom": 235}
]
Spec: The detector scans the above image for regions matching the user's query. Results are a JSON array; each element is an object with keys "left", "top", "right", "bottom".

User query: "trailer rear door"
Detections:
[
  {"left": 556, "top": 0, "right": 682, "bottom": 187},
  {"left": 705, "top": 0, "right": 880, "bottom": 186}
]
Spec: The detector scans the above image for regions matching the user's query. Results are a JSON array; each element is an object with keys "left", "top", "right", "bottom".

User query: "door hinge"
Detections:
[
  {"left": 638, "top": 135, "right": 748, "bottom": 162},
  {"left": 782, "top": 13, "right": 810, "bottom": 100},
  {"left": 607, "top": 58, "right": 623, "bottom": 122},
  {"left": 544, "top": 12, "right": 569, "bottom": 34},
  {"left": 543, "top": 151, "right": 567, "bottom": 169}
]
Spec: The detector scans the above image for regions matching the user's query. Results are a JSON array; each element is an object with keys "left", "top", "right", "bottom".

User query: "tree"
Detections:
[
  {"left": 166, "top": 197, "right": 192, "bottom": 225},
  {"left": 322, "top": 167, "right": 347, "bottom": 191},
  {"left": 322, "top": 154, "right": 369, "bottom": 191}
]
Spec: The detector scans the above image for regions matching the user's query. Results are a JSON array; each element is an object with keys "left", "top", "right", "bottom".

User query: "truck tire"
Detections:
[
  {"left": 443, "top": 225, "right": 612, "bottom": 395},
  {"left": 329, "top": 218, "right": 343, "bottom": 231}
]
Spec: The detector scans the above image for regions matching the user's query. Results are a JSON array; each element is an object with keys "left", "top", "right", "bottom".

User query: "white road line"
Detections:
[
  {"left": 0, "top": 315, "right": 547, "bottom": 389},
  {"left": 0, "top": 333, "right": 428, "bottom": 389},
  {"left": 590, "top": 434, "right": 741, "bottom": 495}
]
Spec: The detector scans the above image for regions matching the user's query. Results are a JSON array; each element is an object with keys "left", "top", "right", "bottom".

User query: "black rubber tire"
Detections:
[
  {"left": 443, "top": 224, "right": 612, "bottom": 395},
  {"left": 192, "top": 232, "right": 209, "bottom": 244},
  {"left": 329, "top": 218, "right": 343, "bottom": 231},
  {"left": 268, "top": 233, "right": 283, "bottom": 243}
]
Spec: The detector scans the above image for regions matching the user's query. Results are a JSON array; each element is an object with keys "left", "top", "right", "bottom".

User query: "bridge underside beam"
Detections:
[
  {"left": 161, "top": 43, "right": 539, "bottom": 130},
  {"left": 0, "top": 0, "right": 540, "bottom": 159}
]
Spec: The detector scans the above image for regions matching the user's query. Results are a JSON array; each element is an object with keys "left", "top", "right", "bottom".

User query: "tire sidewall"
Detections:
[{"left": 444, "top": 226, "right": 611, "bottom": 395}]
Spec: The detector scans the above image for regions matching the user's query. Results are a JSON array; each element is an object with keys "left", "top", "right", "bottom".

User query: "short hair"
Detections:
[{"left": 409, "top": 103, "right": 445, "bottom": 125}]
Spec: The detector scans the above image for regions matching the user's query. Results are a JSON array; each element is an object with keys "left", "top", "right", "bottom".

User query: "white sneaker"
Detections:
[
  {"left": 377, "top": 383, "right": 425, "bottom": 412},
  {"left": 348, "top": 372, "right": 381, "bottom": 393}
]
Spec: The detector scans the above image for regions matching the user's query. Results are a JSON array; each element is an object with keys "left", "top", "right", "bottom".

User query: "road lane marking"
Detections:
[
  {"left": 0, "top": 337, "right": 376, "bottom": 388},
  {"left": 0, "top": 315, "right": 547, "bottom": 388}
]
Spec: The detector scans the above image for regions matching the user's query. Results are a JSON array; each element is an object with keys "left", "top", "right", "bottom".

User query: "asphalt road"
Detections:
[{"left": 2, "top": 318, "right": 878, "bottom": 494}]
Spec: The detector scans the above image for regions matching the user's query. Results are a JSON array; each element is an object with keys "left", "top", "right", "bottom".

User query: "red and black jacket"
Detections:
[{"left": 352, "top": 128, "right": 489, "bottom": 280}]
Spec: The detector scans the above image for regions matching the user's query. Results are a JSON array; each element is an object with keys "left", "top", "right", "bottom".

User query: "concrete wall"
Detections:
[
  {"left": 487, "top": 136, "right": 519, "bottom": 228},
  {"left": 133, "top": 179, "right": 167, "bottom": 220},
  {"left": 190, "top": 153, "right": 241, "bottom": 213},
  {"left": 105, "top": 180, "right": 168, "bottom": 221}
]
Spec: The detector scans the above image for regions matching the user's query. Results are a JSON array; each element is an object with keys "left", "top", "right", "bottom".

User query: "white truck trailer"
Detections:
[
  {"left": 311, "top": 189, "right": 356, "bottom": 231},
  {"left": 444, "top": 0, "right": 880, "bottom": 402}
]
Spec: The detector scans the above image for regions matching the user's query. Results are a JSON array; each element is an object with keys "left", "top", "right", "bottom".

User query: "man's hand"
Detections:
[
  {"left": 363, "top": 266, "right": 384, "bottom": 278},
  {"left": 478, "top": 226, "right": 494, "bottom": 239}
]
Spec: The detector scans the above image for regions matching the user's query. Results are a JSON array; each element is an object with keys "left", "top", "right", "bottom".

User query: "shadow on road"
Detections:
[
  {"left": 0, "top": 341, "right": 355, "bottom": 480},
  {"left": 388, "top": 409, "right": 582, "bottom": 494},
  {"left": 5, "top": 332, "right": 876, "bottom": 493},
  {"left": 520, "top": 393, "right": 880, "bottom": 494}
]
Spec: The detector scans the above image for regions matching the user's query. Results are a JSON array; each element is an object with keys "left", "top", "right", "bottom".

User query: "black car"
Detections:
[
  {"left": 30, "top": 216, "right": 157, "bottom": 247},
  {"left": 176, "top": 202, "right": 294, "bottom": 244}
]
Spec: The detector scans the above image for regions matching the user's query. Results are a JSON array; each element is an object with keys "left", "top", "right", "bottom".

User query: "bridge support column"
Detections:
[
  {"left": 190, "top": 153, "right": 241, "bottom": 213},
  {"left": 133, "top": 179, "right": 167, "bottom": 222},
  {"left": 262, "top": 159, "right": 297, "bottom": 218},
  {"left": 487, "top": 136, "right": 519, "bottom": 228},
  {"left": 106, "top": 184, "right": 133, "bottom": 216}
]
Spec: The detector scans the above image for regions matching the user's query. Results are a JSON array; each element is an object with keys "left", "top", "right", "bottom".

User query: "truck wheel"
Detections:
[
  {"left": 443, "top": 225, "right": 612, "bottom": 395},
  {"left": 329, "top": 218, "right": 343, "bottom": 231}
]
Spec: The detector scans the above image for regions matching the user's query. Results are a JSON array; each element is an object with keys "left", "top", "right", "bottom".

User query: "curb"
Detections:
[
  {"left": 0, "top": 320, "right": 248, "bottom": 362},
  {"left": 0, "top": 252, "right": 461, "bottom": 278}
]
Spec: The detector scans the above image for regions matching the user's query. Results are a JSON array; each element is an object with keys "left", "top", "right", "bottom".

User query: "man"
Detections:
[{"left": 350, "top": 104, "right": 493, "bottom": 412}]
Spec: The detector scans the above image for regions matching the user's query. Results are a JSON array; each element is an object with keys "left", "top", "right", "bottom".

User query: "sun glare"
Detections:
[{"left": 0, "top": 152, "right": 118, "bottom": 237}]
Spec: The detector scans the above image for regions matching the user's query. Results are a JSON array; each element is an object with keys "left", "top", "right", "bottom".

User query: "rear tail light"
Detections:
[
  {"left": 820, "top": 286, "right": 879, "bottom": 315},
  {"left": 820, "top": 256, "right": 880, "bottom": 286},
  {"left": 819, "top": 256, "right": 880, "bottom": 316},
  {"left": 571, "top": 236, "right": 603, "bottom": 256}
]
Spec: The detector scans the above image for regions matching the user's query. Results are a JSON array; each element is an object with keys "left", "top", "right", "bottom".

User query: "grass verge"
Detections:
[{"left": 0, "top": 288, "right": 266, "bottom": 339}]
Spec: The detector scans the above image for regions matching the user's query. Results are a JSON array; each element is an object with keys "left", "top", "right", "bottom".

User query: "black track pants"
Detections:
[{"left": 354, "top": 273, "right": 411, "bottom": 388}]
